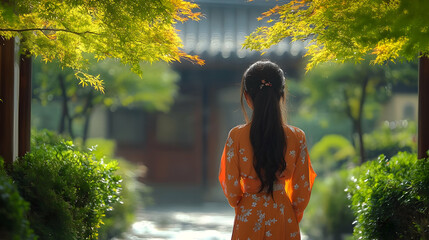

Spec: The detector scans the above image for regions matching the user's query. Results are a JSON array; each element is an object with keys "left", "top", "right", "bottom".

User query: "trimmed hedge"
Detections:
[
  {"left": 10, "top": 131, "right": 122, "bottom": 240},
  {"left": 347, "top": 152, "right": 429, "bottom": 239}
]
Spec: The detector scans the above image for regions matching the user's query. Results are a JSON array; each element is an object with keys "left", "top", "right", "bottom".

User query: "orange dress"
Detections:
[{"left": 219, "top": 124, "right": 316, "bottom": 240}]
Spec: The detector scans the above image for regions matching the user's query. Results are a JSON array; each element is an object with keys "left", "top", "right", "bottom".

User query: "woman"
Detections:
[{"left": 219, "top": 60, "right": 316, "bottom": 239}]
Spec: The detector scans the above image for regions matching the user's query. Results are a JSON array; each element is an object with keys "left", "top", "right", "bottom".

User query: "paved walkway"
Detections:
[
  {"left": 118, "top": 203, "right": 235, "bottom": 240},
  {"left": 116, "top": 185, "right": 236, "bottom": 240}
]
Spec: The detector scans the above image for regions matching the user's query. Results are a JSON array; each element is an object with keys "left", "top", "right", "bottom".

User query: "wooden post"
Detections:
[
  {"left": 19, "top": 55, "right": 31, "bottom": 157},
  {"left": 0, "top": 37, "right": 17, "bottom": 166},
  {"left": 418, "top": 55, "right": 429, "bottom": 159}
]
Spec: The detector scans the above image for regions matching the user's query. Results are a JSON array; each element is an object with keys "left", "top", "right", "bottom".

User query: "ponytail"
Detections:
[{"left": 240, "top": 60, "right": 286, "bottom": 197}]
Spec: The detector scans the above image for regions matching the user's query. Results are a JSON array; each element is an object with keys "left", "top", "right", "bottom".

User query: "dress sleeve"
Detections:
[
  {"left": 287, "top": 131, "right": 316, "bottom": 223},
  {"left": 218, "top": 129, "right": 242, "bottom": 208}
]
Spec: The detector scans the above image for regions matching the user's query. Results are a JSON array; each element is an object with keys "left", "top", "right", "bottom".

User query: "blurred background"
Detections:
[{"left": 30, "top": 0, "right": 418, "bottom": 239}]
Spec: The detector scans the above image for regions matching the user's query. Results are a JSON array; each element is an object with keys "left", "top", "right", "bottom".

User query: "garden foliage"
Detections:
[
  {"left": 310, "top": 134, "right": 356, "bottom": 177},
  {"left": 301, "top": 169, "right": 355, "bottom": 240},
  {"left": 0, "top": 0, "right": 203, "bottom": 90},
  {"left": 85, "top": 138, "right": 150, "bottom": 240},
  {"left": 10, "top": 130, "right": 122, "bottom": 240},
  {"left": 244, "top": 0, "right": 429, "bottom": 70},
  {"left": 364, "top": 121, "right": 417, "bottom": 160},
  {"left": 0, "top": 159, "right": 36, "bottom": 240},
  {"left": 347, "top": 152, "right": 429, "bottom": 239}
]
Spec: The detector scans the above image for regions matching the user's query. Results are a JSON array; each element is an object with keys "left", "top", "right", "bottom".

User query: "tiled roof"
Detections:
[{"left": 176, "top": 1, "right": 307, "bottom": 59}]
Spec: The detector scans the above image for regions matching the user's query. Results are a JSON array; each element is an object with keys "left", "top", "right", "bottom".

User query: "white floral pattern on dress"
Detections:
[
  {"left": 227, "top": 149, "right": 234, "bottom": 162},
  {"left": 299, "top": 142, "right": 307, "bottom": 165},
  {"left": 227, "top": 137, "right": 233, "bottom": 147},
  {"left": 279, "top": 204, "right": 285, "bottom": 215},
  {"left": 237, "top": 206, "right": 253, "bottom": 222},
  {"left": 253, "top": 210, "right": 265, "bottom": 232},
  {"left": 264, "top": 218, "right": 277, "bottom": 226}
]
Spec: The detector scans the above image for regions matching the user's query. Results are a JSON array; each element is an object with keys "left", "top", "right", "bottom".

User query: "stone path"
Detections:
[{"left": 117, "top": 203, "right": 235, "bottom": 240}]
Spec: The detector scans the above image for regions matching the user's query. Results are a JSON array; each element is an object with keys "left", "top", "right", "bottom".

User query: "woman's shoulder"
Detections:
[
  {"left": 228, "top": 124, "right": 250, "bottom": 138},
  {"left": 284, "top": 125, "right": 306, "bottom": 141}
]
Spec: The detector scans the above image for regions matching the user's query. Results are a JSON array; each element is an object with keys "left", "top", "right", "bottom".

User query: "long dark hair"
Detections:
[{"left": 241, "top": 60, "right": 287, "bottom": 197}]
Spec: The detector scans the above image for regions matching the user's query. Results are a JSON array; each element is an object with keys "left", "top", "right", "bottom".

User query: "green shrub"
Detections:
[
  {"left": 11, "top": 132, "right": 122, "bottom": 240},
  {"left": 301, "top": 169, "right": 355, "bottom": 240},
  {"left": 0, "top": 158, "right": 36, "bottom": 240},
  {"left": 347, "top": 152, "right": 429, "bottom": 239},
  {"left": 85, "top": 138, "right": 150, "bottom": 240},
  {"left": 97, "top": 159, "right": 147, "bottom": 240},
  {"left": 310, "top": 134, "right": 357, "bottom": 177}
]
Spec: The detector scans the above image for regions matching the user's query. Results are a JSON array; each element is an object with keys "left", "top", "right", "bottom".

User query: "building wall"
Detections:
[{"left": 381, "top": 94, "right": 418, "bottom": 122}]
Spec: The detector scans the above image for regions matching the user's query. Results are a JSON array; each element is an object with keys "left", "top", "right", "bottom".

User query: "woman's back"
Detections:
[
  {"left": 219, "top": 60, "right": 316, "bottom": 239},
  {"left": 219, "top": 124, "right": 316, "bottom": 239}
]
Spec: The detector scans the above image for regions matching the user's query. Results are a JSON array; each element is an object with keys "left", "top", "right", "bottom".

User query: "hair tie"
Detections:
[{"left": 259, "top": 79, "right": 272, "bottom": 89}]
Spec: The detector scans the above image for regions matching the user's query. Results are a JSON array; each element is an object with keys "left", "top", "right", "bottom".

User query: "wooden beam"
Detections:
[
  {"left": 19, "top": 55, "right": 31, "bottom": 157},
  {"left": 418, "top": 55, "right": 429, "bottom": 159},
  {"left": 0, "top": 37, "right": 16, "bottom": 166}
]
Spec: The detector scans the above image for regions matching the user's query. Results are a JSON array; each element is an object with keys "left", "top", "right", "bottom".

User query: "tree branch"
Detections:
[
  {"left": 0, "top": 28, "right": 98, "bottom": 36},
  {"left": 358, "top": 77, "right": 369, "bottom": 123}
]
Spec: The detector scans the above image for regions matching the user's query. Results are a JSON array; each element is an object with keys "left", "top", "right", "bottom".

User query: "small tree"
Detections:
[
  {"left": 0, "top": 0, "right": 204, "bottom": 164},
  {"left": 0, "top": 0, "right": 203, "bottom": 90},
  {"left": 302, "top": 60, "right": 417, "bottom": 163},
  {"left": 303, "top": 61, "right": 388, "bottom": 163}
]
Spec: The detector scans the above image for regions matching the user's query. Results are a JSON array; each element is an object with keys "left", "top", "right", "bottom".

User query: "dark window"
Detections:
[
  {"left": 155, "top": 97, "right": 195, "bottom": 147},
  {"left": 109, "top": 108, "right": 145, "bottom": 145},
  {"left": 403, "top": 104, "right": 415, "bottom": 120}
]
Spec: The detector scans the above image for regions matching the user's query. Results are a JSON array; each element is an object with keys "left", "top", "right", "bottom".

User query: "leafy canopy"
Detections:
[
  {"left": 0, "top": 0, "right": 203, "bottom": 92},
  {"left": 244, "top": 0, "right": 429, "bottom": 70}
]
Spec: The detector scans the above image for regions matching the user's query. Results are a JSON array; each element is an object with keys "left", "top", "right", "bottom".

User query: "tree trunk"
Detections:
[
  {"left": 343, "top": 90, "right": 357, "bottom": 147},
  {"left": 418, "top": 55, "right": 429, "bottom": 159},
  {"left": 82, "top": 91, "right": 93, "bottom": 145},
  {"left": 19, "top": 54, "right": 31, "bottom": 156},
  {"left": 58, "top": 74, "right": 67, "bottom": 134},
  {"left": 58, "top": 73, "right": 74, "bottom": 138},
  {"left": 343, "top": 77, "right": 369, "bottom": 165},
  {"left": 0, "top": 37, "right": 16, "bottom": 166},
  {"left": 356, "top": 120, "right": 365, "bottom": 164},
  {"left": 357, "top": 77, "right": 369, "bottom": 164}
]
